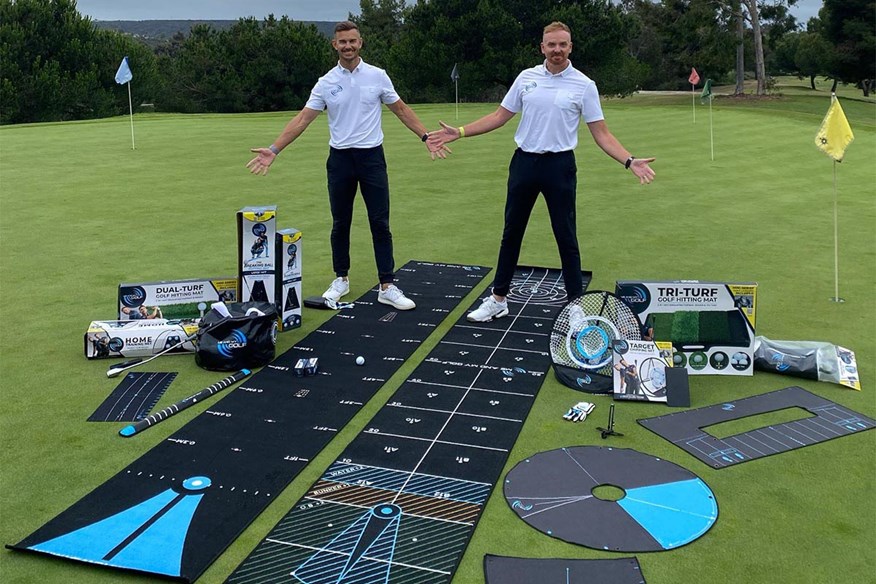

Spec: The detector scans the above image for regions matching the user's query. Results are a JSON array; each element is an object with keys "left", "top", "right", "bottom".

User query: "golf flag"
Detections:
[
  {"left": 815, "top": 95, "right": 854, "bottom": 162},
  {"left": 701, "top": 79, "right": 713, "bottom": 102},
  {"left": 450, "top": 63, "right": 459, "bottom": 82},
  {"left": 115, "top": 57, "right": 133, "bottom": 85},
  {"left": 689, "top": 67, "right": 700, "bottom": 86}
]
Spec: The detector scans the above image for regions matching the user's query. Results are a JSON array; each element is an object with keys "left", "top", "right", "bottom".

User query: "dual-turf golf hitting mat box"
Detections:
[
  {"left": 277, "top": 228, "right": 302, "bottom": 331},
  {"left": 238, "top": 205, "right": 277, "bottom": 305},
  {"left": 117, "top": 277, "right": 237, "bottom": 320},
  {"left": 84, "top": 319, "right": 199, "bottom": 359},
  {"left": 616, "top": 280, "right": 757, "bottom": 375}
]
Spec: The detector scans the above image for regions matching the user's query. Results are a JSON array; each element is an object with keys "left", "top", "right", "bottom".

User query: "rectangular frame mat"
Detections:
[
  {"left": 638, "top": 386, "right": 875, "bottom": 468},
  {"left": 226, "top": 266, "right": 570, "bottom": 584},
  {"left": 88, "top": 371, "right": 177, "bottom": 422},
  {"left": 10, "top": 261, "right": 488, "bottom": 582}
]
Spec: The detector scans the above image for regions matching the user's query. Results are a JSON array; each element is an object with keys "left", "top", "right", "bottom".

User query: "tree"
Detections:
[
  {"left": 820, "top": 0, "right": 876, "bottom": 96},
  {"left": 0, "top": 0, "right": 161, "bottom": 124},
  {"left": 351, "top": 0, "right": 406, "bottom": 69}
]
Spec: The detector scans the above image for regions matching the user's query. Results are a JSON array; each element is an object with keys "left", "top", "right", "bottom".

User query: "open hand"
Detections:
[{"left": 246, "top": 148, "right": 277, "bottom": 175}]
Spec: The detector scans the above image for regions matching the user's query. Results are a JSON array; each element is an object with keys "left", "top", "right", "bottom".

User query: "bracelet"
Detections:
[
  {"left": 624, "top": 156, "right": 635, "bottom": 169},
  {"left": 269, "top": 144, "right": 281, "bottom": 155},
  {"left": 458, "top": 126, "right": 466, "bottom": 138},
  {"left": 421, "top": 132, "right": 429, "bottom": 142}
]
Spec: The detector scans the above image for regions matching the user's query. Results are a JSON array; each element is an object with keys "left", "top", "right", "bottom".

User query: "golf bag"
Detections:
[{"left": 195, "top": 301, "right": 278, "bottom": 371}]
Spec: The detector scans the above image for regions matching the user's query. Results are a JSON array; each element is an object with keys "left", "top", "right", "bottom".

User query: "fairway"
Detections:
[{"left": 1, "top": 91, "right": 874, "bottom": 583}]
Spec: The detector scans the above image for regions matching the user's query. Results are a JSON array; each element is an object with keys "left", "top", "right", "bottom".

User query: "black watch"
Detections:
[
  {"left": 421, "top": 132, "right": 429, "bottom": 142},
  {"left": 624, "top": 156, "right": 635, "bottom": 169}
]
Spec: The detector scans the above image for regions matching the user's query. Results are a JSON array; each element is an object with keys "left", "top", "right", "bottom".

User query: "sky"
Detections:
[{"left": 76, "top": 0, "right": 824, "bottom": 25}]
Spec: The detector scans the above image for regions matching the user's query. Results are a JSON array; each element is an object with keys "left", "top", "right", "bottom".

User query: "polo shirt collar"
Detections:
[
  {"left": 540, "top": 60, "right": 573, "bottom": 77},
  {"left": 337, "top": 58, "right": 366, "bottom": 74}
]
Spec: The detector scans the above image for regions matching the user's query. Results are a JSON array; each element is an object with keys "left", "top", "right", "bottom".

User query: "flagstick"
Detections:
[
  {"left": 126, "top": 81, "right": 135, "bottom": 150},
  {"left": 830, "top": 160, "right": 844, "bottom": 302},
  {"left": 708, "top": 97, "right": 714, "bottom": 161},
  {"left": 454, "top": 79, "right": 459, "bottom": 120},
  {"left": 691, "top": 84, "right": 696, "bottom": 124}
]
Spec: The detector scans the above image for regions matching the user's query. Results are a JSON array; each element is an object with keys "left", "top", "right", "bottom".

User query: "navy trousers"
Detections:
[
  {"left": 326, "top": 146, "right": 395, "bottom": 284},
  {"left": 491, "top": 148, "right": 583, "bottom": 300}
]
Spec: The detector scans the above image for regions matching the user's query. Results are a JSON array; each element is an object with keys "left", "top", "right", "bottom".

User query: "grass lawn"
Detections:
[{"left": 1, "top": 89, "right": 874, "bottom": 583}]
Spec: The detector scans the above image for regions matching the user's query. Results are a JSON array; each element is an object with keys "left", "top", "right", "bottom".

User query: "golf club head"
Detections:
[{"left": 107, "top": 359, "right": 142, "bottom": 378}]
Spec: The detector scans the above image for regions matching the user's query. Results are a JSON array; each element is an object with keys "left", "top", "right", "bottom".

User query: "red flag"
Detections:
[{"left": 689, "top": 68, "right": 700, "bottom": 86}]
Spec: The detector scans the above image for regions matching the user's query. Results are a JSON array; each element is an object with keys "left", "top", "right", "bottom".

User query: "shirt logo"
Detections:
[
  {"left": 330, "top": 85, "right": 343, "bottom": 96},
  {"left": 521, "top": 81, "right": 538, "bottom": 95}
]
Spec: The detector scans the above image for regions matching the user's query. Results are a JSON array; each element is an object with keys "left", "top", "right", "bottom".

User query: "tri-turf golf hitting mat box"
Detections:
[
  {"left": 276, "top": 228, "right": 302, "bottom": 331},
  {"left": 118, "top": 277, "right": 237, "bottom": 320},
  {"left": 84, "top": 319, "right": 199, "bottom": 359},
  {"left": 616, "top": 280, "right": 757, "bottom": 375},
  {"left": 238, "top": 205, "right": 277, "bottom": 305}
]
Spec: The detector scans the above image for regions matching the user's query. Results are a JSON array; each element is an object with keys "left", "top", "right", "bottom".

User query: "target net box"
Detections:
[
  {"left": 238, "top": 205, "right": 277, "bottom": 304},
  {"left": 276, "top": 228, "right": 302, "bottom": 331},
  {"left": 85, "top": 319, "right": 199, "bottom": 359},
  {"left": 118, "top": 277, "right": 237, "bottom": 321},
  {"left": 616, "top": 280, "right": 757, "bottom": 376}
]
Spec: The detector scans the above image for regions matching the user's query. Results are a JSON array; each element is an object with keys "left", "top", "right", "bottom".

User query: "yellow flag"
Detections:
[{"left": 815, "top": 95, "right": 854, "bottom": 161}]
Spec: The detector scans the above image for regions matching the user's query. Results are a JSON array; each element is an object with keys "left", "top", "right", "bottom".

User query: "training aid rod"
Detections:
[{"left": 119, "top": 369, "right": 251, "bottom": 437}]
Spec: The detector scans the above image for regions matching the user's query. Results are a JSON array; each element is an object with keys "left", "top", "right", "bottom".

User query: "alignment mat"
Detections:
[
  {"left": 88, "top": 371, "right": 176, "bottom": 422},
  {"left": 226, "top": 266, "right": 569, "bottom": 584},
  {"left": 11, "top": 261, "right": 486, "bottom": 582},
  {"left": 484, "top": 554, "right": 646, "bottom": 584},
  {"left": 504, "top": 446, "right": 717, "bottom": 552},
  {"left": 639, "top": 386, "right": 876, "bottom": 468}
]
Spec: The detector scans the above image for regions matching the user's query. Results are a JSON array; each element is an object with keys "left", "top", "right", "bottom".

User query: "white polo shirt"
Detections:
[
  {"left": 305, "top": 59, "right": 400, "bottom": 149},
  {"left": 500, "top": 61, "right": 604, "bottom": 154}
]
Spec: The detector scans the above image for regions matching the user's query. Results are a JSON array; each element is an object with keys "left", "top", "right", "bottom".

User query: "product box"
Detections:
[
  {"left": 616, "top": 280, "right": 757, "bottom": 376},
  {"left": 85, "top": 319, "right": 199, "bottom": 359},
  {"left": 612, "top": 339, "right": 674, "bottom": 402},
  {"left": 276, "top": 228, "right": 302, "bottom": 331},
  {"left": 118, "top": 277, "right": 237, "bottom": 320},
  {"left": 238, "top": 205, "right": 277, "bottom": 303}
]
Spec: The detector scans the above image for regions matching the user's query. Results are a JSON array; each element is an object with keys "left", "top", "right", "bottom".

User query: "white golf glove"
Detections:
[{"left": 563, "top": 401, "right": 595, "bottom": 422}]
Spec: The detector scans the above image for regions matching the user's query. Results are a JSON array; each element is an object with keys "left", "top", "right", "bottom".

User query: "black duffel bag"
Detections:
[{"left": 195, "top": 301, "right": 278, "bottom": 371}]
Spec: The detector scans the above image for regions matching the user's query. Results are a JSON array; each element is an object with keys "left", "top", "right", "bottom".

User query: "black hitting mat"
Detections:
[
  {"left": 639, "top": 386, "right": 876, "bottom": 468},
  {"left": 9, "top": 261, "right": 487, "bottom": 583},
  {"left": 484, "top": 554, "right": 646, "bottom": 584},
  {"left": 88, "top": 372, "right": 176, "bottom": 422},
  {"left": 226, "top": 266, "right": 569, "bottom": 584},
  {"left": 504, "top": 446, "right": 717, "bottom": 552}
]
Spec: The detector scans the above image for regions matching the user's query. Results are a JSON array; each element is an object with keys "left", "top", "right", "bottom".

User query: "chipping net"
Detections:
[{"left": 551, "top": 291, "right": 643, "bottom": 393}]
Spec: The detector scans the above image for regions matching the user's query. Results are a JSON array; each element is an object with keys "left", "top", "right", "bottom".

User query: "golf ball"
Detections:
[{"left": 356, "top": 356, "right": 365, "bottom": 366}]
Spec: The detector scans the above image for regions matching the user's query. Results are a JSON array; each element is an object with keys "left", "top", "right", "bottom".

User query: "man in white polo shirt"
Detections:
[
  {"left": 247, "top": 21, "right": 447, "bottom": 310},
  {"left": 428, "top": 21, "right": 655, "bottom": 322}
]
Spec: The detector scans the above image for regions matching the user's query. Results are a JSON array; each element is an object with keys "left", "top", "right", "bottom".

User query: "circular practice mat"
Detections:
[{"left": 504, "top": 446, "right": 717, "bottom": 552}]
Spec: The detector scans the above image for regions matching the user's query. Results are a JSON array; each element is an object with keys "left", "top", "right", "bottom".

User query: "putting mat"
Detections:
[
  {"left": 88, "top": 371, "right": 176, "bottom": 422},
  {"left": 226, "top": 266, "right": 572, "bottom": 584},
  {"left": 10, "top": 261, "right": 487, "bottom": 582},
  {"left": 639, "top": 386, "right": 876, "bottom": 468},
  {"left": 504, "top": 446, "right": 717, "bottom": 552},
  {"left": 484, "top": 554, "right": 646, "bottom": 583}
]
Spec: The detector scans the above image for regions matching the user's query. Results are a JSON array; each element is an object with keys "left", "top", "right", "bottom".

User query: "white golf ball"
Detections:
[{"left": 356, "top": 356, "right": 365, "bottom": 366}]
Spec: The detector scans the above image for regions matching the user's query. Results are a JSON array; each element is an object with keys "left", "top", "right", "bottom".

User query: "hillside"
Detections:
[{"left": 94, "top": 19, "right": 336, "bottom": 47}]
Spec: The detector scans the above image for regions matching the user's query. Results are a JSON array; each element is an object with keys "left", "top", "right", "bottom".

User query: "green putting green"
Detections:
[{"left": 1, "top": 90, "right": 874, "bottom": 583}]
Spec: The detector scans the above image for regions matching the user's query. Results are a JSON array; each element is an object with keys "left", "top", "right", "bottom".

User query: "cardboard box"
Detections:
[
  {"left": 612, "top": 339, "right": 674, "bottom": 402},
  {"left": 238, "top": 205, "right": 277, "bottom": 303},
  {"left": 85, "top": 319, "right": 199, "bottom": 359},
  {"left": 616, "top": 280, "right": 757, "bottom": 376},
  {"left": 276, "top": 228, "right": 302, "bottom": 331},
  {"left": 118, "top": 277, "right": 237, "bottom": 320}
]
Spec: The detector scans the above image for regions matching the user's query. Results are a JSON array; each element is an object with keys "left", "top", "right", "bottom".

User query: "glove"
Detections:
[{"left": 563, "top": 401, "right": 595, "bottom": 422}]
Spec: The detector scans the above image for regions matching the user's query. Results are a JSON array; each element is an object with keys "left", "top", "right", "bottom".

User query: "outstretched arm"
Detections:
[
  {"left": 247, "top": 107, "right": 322, "bottom": 175},
  {"left": 586, "top": 120, "right": 656, "bottom": 185},
  {"left": 427, "top": 106, "right": 516, "bottom": 149},
  {"left": 385, "top": 98, "right": 449, "bottom": 160}
]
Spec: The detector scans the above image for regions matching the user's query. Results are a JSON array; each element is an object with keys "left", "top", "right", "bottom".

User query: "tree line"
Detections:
[{"left": 1, "top": 0, "right": 873, "bottom": 125}]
